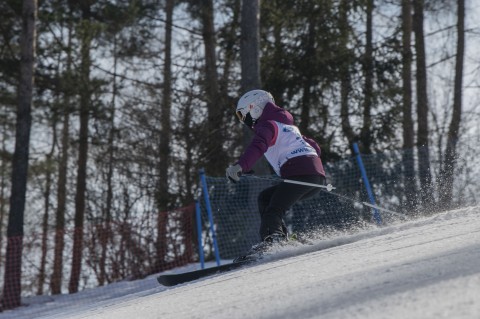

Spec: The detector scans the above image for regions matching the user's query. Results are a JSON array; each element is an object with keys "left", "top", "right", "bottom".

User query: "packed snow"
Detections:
[{"left": 2, "top": 206, "right": 479, "bottom": 319}]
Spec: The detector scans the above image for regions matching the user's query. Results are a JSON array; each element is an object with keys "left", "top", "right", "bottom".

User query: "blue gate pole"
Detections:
[
  {"left": 199, "top": 168, "right": 221, "bottom": 266},
  {"left": 195, "top": 199, "right": 205, "bottom": 269},
  {"left": 352, "top": 143, "right": 382, "bottom": 225}
]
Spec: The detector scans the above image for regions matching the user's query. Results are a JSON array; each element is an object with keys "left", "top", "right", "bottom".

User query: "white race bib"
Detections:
[{"left": 264, "top": 121, "right": 318, "bottom": 175}]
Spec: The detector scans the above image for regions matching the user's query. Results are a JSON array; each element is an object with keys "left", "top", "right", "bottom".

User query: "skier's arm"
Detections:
[{"left": 236, "top": 121, "right": 276, "bottom": 172}]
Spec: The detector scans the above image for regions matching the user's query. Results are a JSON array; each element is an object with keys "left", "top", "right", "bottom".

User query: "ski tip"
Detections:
[{"left": 157, "top": 260, "right": 254, "bottom": 287}]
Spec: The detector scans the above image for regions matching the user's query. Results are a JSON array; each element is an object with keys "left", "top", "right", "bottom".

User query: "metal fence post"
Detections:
[
  {"left": 199, "top": 168, "right": 221, "bottom": 266},
  {"left": 353, "top": 143, "right": 382, "bottom": 225},
  {"left": 195, "top": 199, "right": 205, "bottom": 269}
]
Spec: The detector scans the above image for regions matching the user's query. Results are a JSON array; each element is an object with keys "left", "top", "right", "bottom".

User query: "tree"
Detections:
[
  {"left": 199, "top": 0, "right": 228, "bottom": 176},
  {"left": 439, "top": 0, "right": 465, "bottom": 208},
  {"left": 69, "top": 2, "right": 94, "bottom": 294},
  {"left": 339, "top": 0, "right": 355, "bottom": 149},
  {"left": 240, "top": 0, "right": 261, "bottom": 92},
  {"left": 413, "top": 0, "right": 434, "bottom": 208},
  {"left": 51, "top": 2, "right": 74, "bottom": 294},
  {"left": 401, "top": 0, "right": 417, "bottom": 211},
  {"left": 155, "top": 0, "right": 174, "bottom": 272},
  {"left": 1, "top": 0, "right": 36, "bottom": 310},
  {"left": 360, "top": 0, "right": 374, "bottom": 154},
  {"left": 240, "top": 0, "right": 270, "bottom": 174},
  {"left": 260, "top": 0, "right": 290, "bottom": 107},
  {"left": 36, "top": 125, "right": 56, "bottom": 295}
]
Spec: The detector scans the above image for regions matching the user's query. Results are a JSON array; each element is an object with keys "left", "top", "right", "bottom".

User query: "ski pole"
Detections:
[
  {"left": 238, "top": 172, "right": 335, "bottom": 191},
  {"left": 361, "top": 202, "right": 407, "bottom": 219},
  {"left": 240, "top": 174, "right": 405, "bottom": 219},
  {"left": 282, "top": 179, "right": 335, "bottom": 191}
]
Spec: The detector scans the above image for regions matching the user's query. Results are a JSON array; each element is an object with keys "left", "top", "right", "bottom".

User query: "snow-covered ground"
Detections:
[{"left": 2, "top": 206, "right": 479, "bottom": 319}]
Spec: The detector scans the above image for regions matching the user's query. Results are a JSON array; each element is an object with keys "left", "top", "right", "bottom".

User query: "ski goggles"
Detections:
[
  {"left": 236, "top": 109, "right": 246, "bottom": 123},
  {"left": 236, "top": 110, "right": 254, "bottom": 128}
]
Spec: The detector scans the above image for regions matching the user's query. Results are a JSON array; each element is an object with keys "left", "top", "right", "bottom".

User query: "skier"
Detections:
[{"left": 226, "top": 89, "right": 326, "bottom": 255}]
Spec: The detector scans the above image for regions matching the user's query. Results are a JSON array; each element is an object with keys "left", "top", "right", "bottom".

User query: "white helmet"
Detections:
[{"left": 236, "top": 90, "right": 274, "bottom": 127}]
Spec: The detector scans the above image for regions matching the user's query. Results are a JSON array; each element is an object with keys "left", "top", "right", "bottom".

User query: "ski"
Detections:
[
  {"left": 157, "top": 260, "right": 254, "bottom": 286},
  {"left": 158, "top": 237, "right": 311, "bottom": 286}
]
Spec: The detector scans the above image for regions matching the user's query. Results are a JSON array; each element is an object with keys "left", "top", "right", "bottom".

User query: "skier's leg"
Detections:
[
  {"left": 259, "top": 175, "right": 325, "bottom": 241},
  {"left": 258, "top": 185, "right": 277, "bottom": 217},
  {"left": 258, "top": 185, "right": 283, "bottom": 240}
]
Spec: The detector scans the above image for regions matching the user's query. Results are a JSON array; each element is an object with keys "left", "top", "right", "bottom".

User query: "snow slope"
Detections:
[{"left": 2, "top": 206, "right": 480, "bottom": 319}]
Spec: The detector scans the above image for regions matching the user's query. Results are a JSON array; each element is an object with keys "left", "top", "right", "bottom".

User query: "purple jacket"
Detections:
[{"left": 236, "top": 102, "right": 325, "bottom": 178}]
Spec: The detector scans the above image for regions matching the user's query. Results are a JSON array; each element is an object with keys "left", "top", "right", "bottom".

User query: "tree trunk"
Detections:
[
  {"left": 240, "top": 0, "right": 270, "bottom": 174},
  {"left": 360, "top": 0, "right": 374, "bottom": 154},
  {"left": 69, "top": 6, "right": 92, "bottom": 294},
  {"left": 439, "top": 0, "right": 465, "bottom": 208},
  {"left": 51, "top": 7, "right": 73, "bottom": 294},
  {"left": 155, "top": 0, "right": 174, "bottom": 272},
  {"left": 50, "top": 70, "right": 71, "bottom": 294},
  {"left": 339, "top": 0, "right": 355, "bottom": 150},
  {"left": 201, "top": 0, "right": 227, "bottom": 176},
  {"left": 401, "top": 0, "right": 417, "bottom": 211},
  {"left": 299, "top": 10, "right": 316, "bottom": 136},
  {"left": 38, "top": 135, "right": 55, "bottom": 295},
  {"left": 240, "top": 0, "right": 261, "bottom": 91},
  {"left": 269, "top": 16, "right": 285, "bottom": 107},
  {"left": 220, "top": 0, "right": 240, "bottom": 92},
  {"left": 413, "top": 0, "right": 434, "bottom": 208},
  {"left": 2, "top": 0, "right": 36, "bottom": 310},
  {"left": 0, "top": 126, "right": 8, "bottom": 268},
  {"left": 51, "top": 109, "right": 69, "bottom": 294},
  {"left": 99, "top": 34, "right": 118, "bottom": 286}
]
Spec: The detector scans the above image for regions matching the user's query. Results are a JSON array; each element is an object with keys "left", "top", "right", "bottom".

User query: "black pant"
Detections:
[{"left": 257, "top": 174, "right": 326, "bottom": 240}]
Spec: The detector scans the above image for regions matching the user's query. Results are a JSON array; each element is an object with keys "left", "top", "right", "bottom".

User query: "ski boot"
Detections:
[{"left": 233, "top": 233, "right": 287, "bottom": 263}]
